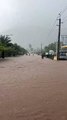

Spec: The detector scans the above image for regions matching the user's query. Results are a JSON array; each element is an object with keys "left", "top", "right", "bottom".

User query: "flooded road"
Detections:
[{"left": 0, "top": 55, "right": 67, "bottom": 120}]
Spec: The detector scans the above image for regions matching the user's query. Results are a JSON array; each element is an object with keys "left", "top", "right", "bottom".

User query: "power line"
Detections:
[
  {"left": 63, "top": 18, "right": 67, "bottom": 24},
  {"left": 47, "top": 13, "right": 62, "bottom": 37},
  {"left": 47, "top": 16, "right": 58, "bottom": 36},
  {"left": 60, "top": 6, "right": 67, "bottom": 16},
  {"left": 46, "top": 6, "right": 67, "bottom": 48},
  {"left": 62, "top": 15, "right": 67, "bottom": 20},
  {"left": 47, "top": 6, "right": 67, "bottom": 37},
  {"left": 62, "top": 16, "right": 67, "bottom": 24}
]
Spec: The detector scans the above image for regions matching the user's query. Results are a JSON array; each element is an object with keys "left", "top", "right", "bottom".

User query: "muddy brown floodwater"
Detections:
[{"left": 0, "top": 55, "right": 67, "bottom": 120}]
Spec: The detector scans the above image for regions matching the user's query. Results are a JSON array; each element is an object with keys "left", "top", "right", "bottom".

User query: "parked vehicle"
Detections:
[{"left": 59, "top": 45, "right": 67, "bottom": 60}]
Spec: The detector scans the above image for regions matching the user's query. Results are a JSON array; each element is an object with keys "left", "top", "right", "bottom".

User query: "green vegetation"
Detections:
[
  {"left": 0, "top": 35, "right": 27, "bottom": 58},
  {"left": 34, "top": 42, "right": 56, "bottom": 56},
  {"left": 44, "top": 41, "right": 63, "bottom": 53},
  {"left": 44, "top": 42, "right": 56, "bottom": 53},
  {"left": 41, "top": 42, "right": 57, "bottom": 60}
]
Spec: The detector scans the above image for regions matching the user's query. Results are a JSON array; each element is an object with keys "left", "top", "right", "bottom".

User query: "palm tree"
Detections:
[
  {"left": 0, "top": 35, "right": 28, "bottom": 58},
  {"left": 0, "top": 35, "right": 12, "bottom": 58},
  {"left": 0, "top": 35, "right": 11, "bottom": 47}
]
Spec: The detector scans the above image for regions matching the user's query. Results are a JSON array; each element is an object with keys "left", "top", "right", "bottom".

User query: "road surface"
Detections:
[{"left": 0, "top": 55, "right": 67, "bottom": 120}]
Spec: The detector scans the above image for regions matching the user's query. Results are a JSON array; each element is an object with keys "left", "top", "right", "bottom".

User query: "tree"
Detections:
[
  {"left": 0, "top": 35, "right": 28, "bottom": 58},
  {"left": 0, "top": 35, "right": 11, "bottom": 47},
  {"left": 44, "top": 42, "right": 56, "bottom": 52}
]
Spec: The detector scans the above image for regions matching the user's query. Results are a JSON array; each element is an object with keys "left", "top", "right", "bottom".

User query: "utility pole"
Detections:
[
  {"left": 41, "top": 43, "right": 42, "bottom": 55},
  {"left": 57, "top": 14, "right": 61, "bottom": 60}
]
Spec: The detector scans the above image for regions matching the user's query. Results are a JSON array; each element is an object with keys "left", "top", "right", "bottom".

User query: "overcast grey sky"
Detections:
[{"left": 0, "top": 0, "right": 67, "bottom": 49}]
